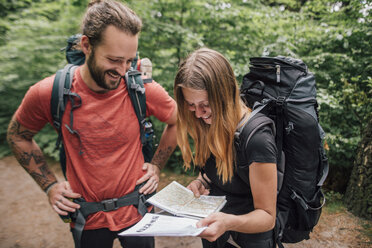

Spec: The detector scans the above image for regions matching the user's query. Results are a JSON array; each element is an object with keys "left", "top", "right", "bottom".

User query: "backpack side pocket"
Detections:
[{"left": 290, "top": 187, "right": 324, "bottom": 231}]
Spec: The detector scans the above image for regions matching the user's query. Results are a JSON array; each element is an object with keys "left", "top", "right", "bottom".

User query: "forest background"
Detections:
[{"left": 0, "top": 0, "right": 371, "bottom": 221}]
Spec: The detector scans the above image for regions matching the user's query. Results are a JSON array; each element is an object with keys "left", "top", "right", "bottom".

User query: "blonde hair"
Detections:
[{"left": 174, "top": 48, "right": 249, "bottom": 183}]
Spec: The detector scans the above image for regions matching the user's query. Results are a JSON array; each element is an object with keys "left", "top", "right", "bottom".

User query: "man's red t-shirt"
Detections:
[{"left": 15, "top": 67, "right": 176, "bottom": 231}]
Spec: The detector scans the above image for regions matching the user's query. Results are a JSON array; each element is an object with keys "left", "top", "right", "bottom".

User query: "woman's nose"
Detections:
[{"left": 194, "top": 105, "right": 206, "bottom": 118}]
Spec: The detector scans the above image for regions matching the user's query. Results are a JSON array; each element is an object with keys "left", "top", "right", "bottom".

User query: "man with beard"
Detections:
[{"left": 6, "top": 1, "right": 177, "bottom": 248}]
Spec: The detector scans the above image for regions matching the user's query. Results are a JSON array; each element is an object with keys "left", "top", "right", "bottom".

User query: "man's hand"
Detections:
[
  {"left": 48, "top": 181, "right": 81, "bottom": 216},
  {"left": 136, "top": 163, "right": 160, "bottom": 195}
]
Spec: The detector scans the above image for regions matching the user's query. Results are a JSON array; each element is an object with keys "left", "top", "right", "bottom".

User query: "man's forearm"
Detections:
[
  {"left": 151, "top": 123, "right": 177, "bottom": 169},
  {"left": 7, "top": 118, "right": 57, "bottom": 191}
]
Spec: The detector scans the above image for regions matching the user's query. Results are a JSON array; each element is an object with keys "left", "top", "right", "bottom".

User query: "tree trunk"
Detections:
[{"left": 344, "top": 116, "right": 372, "bottom": 220}]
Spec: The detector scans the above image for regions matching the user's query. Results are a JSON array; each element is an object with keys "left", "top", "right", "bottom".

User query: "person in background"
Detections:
[
  {"left": 6, "top": 1, "right": 177, "bottom": 247},
  {"left": 174, "top": 48, "right": 277, "bottom": 248}
]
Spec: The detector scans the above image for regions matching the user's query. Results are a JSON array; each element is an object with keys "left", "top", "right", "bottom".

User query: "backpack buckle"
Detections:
[
  {"left": 53, "top": 120, "right": 61, "bottom": 129},
  {"left": 276, "top": 96, "right": 286, "bottom": 106},
  {"left": 285, "top": 122, "right": 294, "bottom": 134},
  {"left": 101, "top": 198, "right": 118, "bottom": 212},
  {"left": 130, "top": 81, "right": 146, "bottom": 94}
]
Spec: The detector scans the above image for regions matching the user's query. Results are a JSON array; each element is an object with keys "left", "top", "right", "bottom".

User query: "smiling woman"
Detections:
[
  {"left": 181, "top": 88, "right": 212, "bottom": 124},
  {"left": 174, "top": 48, "right": 250, "bottom": 184},
  {"left": 173, "top": 48, "right": 277, "bottom": 248}
]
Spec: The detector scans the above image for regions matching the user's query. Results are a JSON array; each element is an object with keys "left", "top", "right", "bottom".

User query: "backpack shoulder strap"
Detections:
[
  {"left": 235, "top": 112, "right": 275, "bottom": 151},
  {"left": 235, "top": 111, "right": 285, "bottom": 192},
  {"left": 51, "top": 64, "right": 78, "bottom": 177},
  {"left": 125, "top": 69, "right": 149, "bottom": 145},
  {"left": 235, "top": 109, "right": 287, "bottom": 189},
  {"left": 51, "top": 64, "right": 78, "bottom": 131},
  {"left": 235, "top": 112, "right": 275, "bottom": 166}
]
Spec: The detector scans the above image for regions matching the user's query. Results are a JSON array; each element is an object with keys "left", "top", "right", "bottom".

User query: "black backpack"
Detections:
[
  {"left": 236, "top": 56, "right": 329, "bottom": 247},
  {"left": 51, "top": 34, "right": 155, "bottom": 177}
]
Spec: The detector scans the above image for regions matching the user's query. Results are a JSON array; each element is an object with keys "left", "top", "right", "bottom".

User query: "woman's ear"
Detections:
[{"left": 80, "top": 35, "right": 91, "bottom": 56}]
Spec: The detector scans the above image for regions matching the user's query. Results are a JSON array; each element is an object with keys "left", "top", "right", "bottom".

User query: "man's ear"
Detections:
[{"left": 80, "top": 35, "right": 91, "bottom": 56}]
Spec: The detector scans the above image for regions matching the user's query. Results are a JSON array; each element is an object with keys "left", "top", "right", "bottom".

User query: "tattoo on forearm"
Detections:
[
  {"left": 7, "top": 119, "right": 35, "bottom": 141},
  {"left": 151, "top": 146, "right": 174, "bottom": 169},
  {"left": 30, "top": 162, "right": 54, "bottom": 189},
  {"left": 15, "top": 149, "right": 54, "bottom": 190},
  {"left": 17, "top": 150, "right": 44, "bottom": 167},
  {"left": 7, "top": 118, "right": 56, "bottom": 190}
]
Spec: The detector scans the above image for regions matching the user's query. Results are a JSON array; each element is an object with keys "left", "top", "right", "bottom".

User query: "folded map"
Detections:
[{"left": 146, "top": 181, "right": 226, "bottom": 219}]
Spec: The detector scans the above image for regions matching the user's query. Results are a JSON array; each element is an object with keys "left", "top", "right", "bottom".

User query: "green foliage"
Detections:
[
  {"left": 324, "top": 190, "right": 345, "bottom": 213},
  {"left": 295, "top": 1, "right": 372, "bottom": 189},
  {"left": 0, "top": 0, "right": 85, "bottom": 157},
  {"left": 361, "top": 222, "right": 372, "bottom": 242},
  {"left": 33, "top": 125, "right": 59, "bottom": 160},
  {"left": 0, "top": 0, "right": 33, "bottom": 18},
  {"left": 0, "top": 0, "right": 371, "bottom": 188}
]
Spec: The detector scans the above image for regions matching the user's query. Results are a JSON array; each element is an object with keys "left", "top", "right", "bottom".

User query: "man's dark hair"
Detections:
[{"left": 82, "top": 0, "right": 142, "bottom": 47}]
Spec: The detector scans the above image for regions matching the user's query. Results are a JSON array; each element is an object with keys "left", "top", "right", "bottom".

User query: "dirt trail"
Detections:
[{"left": 0, "top": 156, "right": 371, "bottom": 248}]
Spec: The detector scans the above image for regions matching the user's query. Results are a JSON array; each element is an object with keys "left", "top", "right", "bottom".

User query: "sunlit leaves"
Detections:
[{"left": 0, "top": 0, "right": 370, "bottom": 180}]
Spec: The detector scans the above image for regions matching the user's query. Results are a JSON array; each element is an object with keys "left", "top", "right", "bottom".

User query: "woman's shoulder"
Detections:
[
  {"left": 238, "top": 112, "right": 275, "bottom": 146},
  {"left": 236, "top": 114, "right": 277, "bottom": 165}
]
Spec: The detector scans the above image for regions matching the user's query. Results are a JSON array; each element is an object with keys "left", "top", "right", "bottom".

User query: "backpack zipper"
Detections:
[
  {"left": 250, "top": 57, "right": 308, "bottom": 73},
  {"left": 276, "top": 65, "right": 280, "bottom": 83}
]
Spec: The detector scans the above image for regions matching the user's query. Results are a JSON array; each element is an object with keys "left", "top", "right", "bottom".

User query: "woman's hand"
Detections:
[
  {"left": 196, "top": 212, "right": 232, "bottom": 242},
  {"left": 187, "top": 178, "right": 210, "bottom": 197}
]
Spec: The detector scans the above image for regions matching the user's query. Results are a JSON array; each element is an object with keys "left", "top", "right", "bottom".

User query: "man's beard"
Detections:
[{"left": 87, "top": 49, "right": 123, "bottom": 91}]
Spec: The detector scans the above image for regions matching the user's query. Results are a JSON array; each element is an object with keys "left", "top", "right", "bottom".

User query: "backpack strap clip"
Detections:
[
  {"left": 276, "top": 96, "right": 286, "bottom": 106},
  {"left": 136, "top": 194, "right": 150, "bottom": 217},
  {"left": 127, "top": 70, "right": 146, "bottom": 94},
  {"left": 101, "top": 198, "right": 119, "bottom": 212},
  {"left": 285, "top": 122, "right": 294, "bottom": 134},
  {"left": 53, "top": 120, "right": 61, "bottom": 130},
  {"left": 130, "top": 81, "right": 145, "bottom": 93}
]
